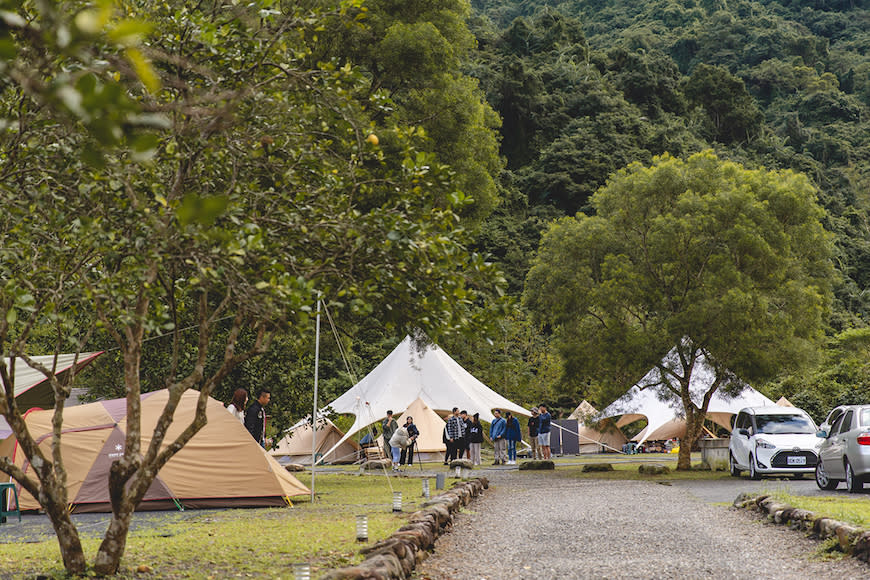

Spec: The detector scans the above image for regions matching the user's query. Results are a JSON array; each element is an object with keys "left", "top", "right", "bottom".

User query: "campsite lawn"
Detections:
[
  {"left": 0, "top": 473, "right": 433, "bottom": 579},
  {"left": 765, "top": 491, "right": 870, "bottom": 528}
]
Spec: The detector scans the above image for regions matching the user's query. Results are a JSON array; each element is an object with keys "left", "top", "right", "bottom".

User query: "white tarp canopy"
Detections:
[
  {"left": 0, "top": 352, "right": 103, "bottom": 439},
  {"left": 599, "top": 347, "right": 775, "bottom": 445},
  {"left": 320, "top": 335, "right": 529, "bottom": 461}
]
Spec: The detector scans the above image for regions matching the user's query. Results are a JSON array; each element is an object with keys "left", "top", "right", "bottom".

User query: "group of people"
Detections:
[
  {"left": 227, "top": 387, "right": 272, "bottom": 448},
  {"left": 226, "top": 387, "right": 555, "bottom": 468},
  {"left": 437, "top": 404, "right": 553, "bottom": 466},
  {"left": 381, "top": 411, "right": 419, "bottom": 471}
]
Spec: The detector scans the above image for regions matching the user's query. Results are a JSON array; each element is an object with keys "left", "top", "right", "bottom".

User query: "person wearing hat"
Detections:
[{"left": 528, "top": 407, "right": 541, "bottom": 460}]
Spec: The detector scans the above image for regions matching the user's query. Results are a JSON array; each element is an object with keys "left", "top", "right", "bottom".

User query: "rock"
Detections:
[
  {"left": 284, "top": 463, "right": 305, "bottom": 472},
  {"left": 518, "top": 460, "right": 554, "bottom": 470},
  {"left": 638, "top": 463, "right": 670, "bottom": 475},
  {"left": 581, "top": 463, "right": 614, "bottom": 472},
  {"left": 449, "top": 459, "right": 473, "bottom": 469},
  {"left": 836, "top": 524, "right": 861, "bottom": 553},
  {"left": 360, "top": 459, "right": 391, "bottom": 471}
]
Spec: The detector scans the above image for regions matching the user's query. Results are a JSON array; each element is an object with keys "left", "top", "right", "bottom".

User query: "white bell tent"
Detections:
[
  {"left": 599, "top": 347, "right": 775, "bottom": 445},
  {"left": 319, "top": 336, "right": 529, "bottom": 461}
]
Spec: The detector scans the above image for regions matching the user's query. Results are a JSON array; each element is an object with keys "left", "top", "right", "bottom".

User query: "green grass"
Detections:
[
  {"left": 0, "top": 473, "right": 436, "bottom": 579},
  {"left": 765, "top": 491, "right": 870, "bottom": 528}
]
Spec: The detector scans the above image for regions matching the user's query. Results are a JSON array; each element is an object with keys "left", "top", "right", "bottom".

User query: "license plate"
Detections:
[{"left": 787, "top": 456, "right": 806, "bottom": 466}]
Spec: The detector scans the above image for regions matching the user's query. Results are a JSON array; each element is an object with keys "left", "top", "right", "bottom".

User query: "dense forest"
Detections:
[
  {"left": 59, "top": 0, "right": 870, "bottom": 428},
  {"left": 464, "top": 0, "right": 870, "bottom": 420}
]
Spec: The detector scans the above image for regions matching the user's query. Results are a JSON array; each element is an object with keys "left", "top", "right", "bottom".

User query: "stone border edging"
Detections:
[
  {"left": 733, "top": 492, "right": 870, "bottom": 561},
  {"left": 322, "top": 477, "right": 489, "bottom": 580}
]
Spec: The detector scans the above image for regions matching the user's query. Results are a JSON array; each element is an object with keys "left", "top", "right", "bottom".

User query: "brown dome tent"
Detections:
[{"left": 1, "top": 389, "right": 309, "bottom": 513}]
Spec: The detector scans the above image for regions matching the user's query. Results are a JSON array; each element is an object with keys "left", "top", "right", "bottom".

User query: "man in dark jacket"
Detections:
[
  {"left": 399, "top": 416, "right": 419, "bottom": 466},
  {"left": 528, "top": 408, "right": 541, "bottom": 460},
  {"left": 244, "top": 388, "right": 271, "bottom": 448}
]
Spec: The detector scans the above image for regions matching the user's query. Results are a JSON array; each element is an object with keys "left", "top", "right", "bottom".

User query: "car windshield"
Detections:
[{"left": 754, "top": 414, "right": 816, "bottom": 435}]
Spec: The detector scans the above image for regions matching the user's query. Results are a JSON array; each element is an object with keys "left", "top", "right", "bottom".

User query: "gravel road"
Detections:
[{"left": 415, "top": 469, "right": 870, "bottom": 580}]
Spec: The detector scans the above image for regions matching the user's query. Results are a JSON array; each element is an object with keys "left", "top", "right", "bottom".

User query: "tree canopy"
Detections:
[{"left": 524, "top": 151, "right": 834, "bottom": 468}]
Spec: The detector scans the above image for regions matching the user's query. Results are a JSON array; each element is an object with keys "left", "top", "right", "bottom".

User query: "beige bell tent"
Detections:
[
  {"left": 568, "top": 400, "right": 628, "bottom": 453},
  {"left": 1, "top": 389, "right": 309, "bottom": 513},
  {"left": 270, "top": 418, "right": 361, "bottom": 465},
  {"left": 395, "top": 397, "right": 447, "bottom": 463},
  {"left": 776, "top": 396, "right": 795, "bottom": 407}
]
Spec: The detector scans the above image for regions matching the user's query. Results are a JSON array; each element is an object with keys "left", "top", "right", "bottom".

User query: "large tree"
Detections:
[
  {"left": 524, "top": 151, "right": 834, "bottom": 469},
  {"left": 0, "top": 0, "right": 505, "bottom": 575}
]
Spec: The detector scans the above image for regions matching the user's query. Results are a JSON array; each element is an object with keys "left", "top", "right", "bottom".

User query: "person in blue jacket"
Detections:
[
  {"left": 489, "top": 409, "right": 507, "bottom": 465},
  {"left": 538, "top": 404, "right": 552, "bottom": 459},
  {"left": 504, "top": 411, "right": 522, "bottom": 465}
]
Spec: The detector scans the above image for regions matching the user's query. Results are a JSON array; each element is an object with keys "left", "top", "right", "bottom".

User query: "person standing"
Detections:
[
  {"left": 459, "top": 410, "right": 472, "bottom": 459},
  {"left": 505, "top": 411, "right": 522, "bottom": 465},
  {"left": 389, "top": 423, "right": 410, "bottom": 472},
  {"left": 446, "top": 407, "right": 466, "bottom": 462},
  {"left": 467, "top": 413, "right": 484, "bottom": 465},
  {"left": 400, "top": 416, "right": 419, "bottom": 467},
  {"left": 244, "top": 388, "right": 271, "bottom": 448},
  {"left": 528, "top": 407, "right": 541, "bottom": 460},
  {"left": 538, "top": 404, "right": 552, "bottom": 460},
  {"left": 382, "top": 410, "right": 398, "bottom": 461},
  {"left": 490, "top": 409, "right": 507, "bottom": 465},
  {"left": 227, "top": 388, "right": 248, "bottom": 423}
]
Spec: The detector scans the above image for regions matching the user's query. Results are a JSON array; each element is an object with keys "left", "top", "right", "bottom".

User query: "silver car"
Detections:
[{"left": 815, "top": 404, "right": 870, "bottom": 492}]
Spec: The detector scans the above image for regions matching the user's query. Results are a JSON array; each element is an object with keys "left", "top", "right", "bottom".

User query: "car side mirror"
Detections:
[
  {"left": 816, "top": 430, "right": 828, "bottom": 438},
  {"left": 738, "top": 428, "right": 750, "bottom": 438}
]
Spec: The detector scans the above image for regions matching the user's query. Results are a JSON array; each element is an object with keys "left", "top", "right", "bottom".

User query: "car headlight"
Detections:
[{"left": 755, "top": 438, "right": 776, "bottom": 449}]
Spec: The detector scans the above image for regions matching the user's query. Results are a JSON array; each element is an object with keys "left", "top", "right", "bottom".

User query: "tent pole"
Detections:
[{"left": 311, "top": 298, "right": 321, "bottom": 503}]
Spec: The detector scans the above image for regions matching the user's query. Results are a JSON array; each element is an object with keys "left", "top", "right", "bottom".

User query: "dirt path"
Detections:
[{"left": 415, "top": 471, "right": 869, "bottom": 580}]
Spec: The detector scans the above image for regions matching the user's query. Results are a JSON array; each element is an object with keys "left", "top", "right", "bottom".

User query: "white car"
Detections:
[{"left": 729, "top": 406, "right": 819, "bottom": 479}]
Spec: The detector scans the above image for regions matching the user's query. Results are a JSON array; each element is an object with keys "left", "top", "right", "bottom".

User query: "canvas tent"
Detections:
[
  {"left": 1, "top": 389, "right": 309, "bottom": 513},
  {"left": 599, "top": 348, "right": 775, "bottom": 445},
  {"left": 395, "top": 397, "right": 447, "bottom": 462},
  {"left": 320, "top": 336, "right": 529, "bottom": 461},
  {"left": 567, "top": 400, "right": 628, "bottom": 453},
  {"left": 270, "top": 417, "right": 360, "bottom": 465},
  {"left": 776, "top": 396, "right": 795, "bottom": 407},
  {"left": 0, "top": 352, "right": 103, "bottom": 439}
]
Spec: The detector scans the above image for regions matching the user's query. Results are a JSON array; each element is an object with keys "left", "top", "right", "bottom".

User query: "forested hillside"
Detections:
[{"left": 443, "top": 0, "right": 870, "bottom": 416}]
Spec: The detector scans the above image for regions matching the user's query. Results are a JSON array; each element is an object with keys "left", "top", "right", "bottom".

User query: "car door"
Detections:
[
  {"left": 821, "top": 411, "right": 849, "bottom": 479},
  {"left": 730, "top": 412, "right": 752, "bottom": 468}
]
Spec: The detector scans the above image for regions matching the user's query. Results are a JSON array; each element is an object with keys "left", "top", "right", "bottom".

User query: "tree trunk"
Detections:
[
  {"left": 42, "top": 492, "right": 87, "bottom": 574},
  {"left": 677, "top": 409, "right": 705, "bottom": 471},
  {"left": 92, "top": 508, "right": 133, "bottom": 575}
]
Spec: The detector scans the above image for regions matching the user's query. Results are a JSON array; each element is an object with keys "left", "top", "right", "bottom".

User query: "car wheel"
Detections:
[
  {"left": 729, "top": 452, "right": 741, "bottom": 477},
  {"left": 749, "top": 454, "right": 761, "bottom": 480},
  {"left": 846, "top": 460, "right": 863, "bottom": 493},
  {"left": 815, "top": 460, "right": 838, "bottom": 490}
]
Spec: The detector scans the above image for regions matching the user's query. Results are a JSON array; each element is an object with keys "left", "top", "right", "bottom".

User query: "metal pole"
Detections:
[{"left": 311, "top": 299, "right": 321, "bottom": 503}]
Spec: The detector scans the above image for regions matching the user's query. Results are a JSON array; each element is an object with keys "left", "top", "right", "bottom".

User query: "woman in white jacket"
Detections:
[{"left": 227, "top": 388, "right": 248, "bottom": 423}]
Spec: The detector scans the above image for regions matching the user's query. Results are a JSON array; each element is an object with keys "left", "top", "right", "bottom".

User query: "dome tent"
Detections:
[{"left": 1, "top": 389, "right": 309, "bottom": 513}]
